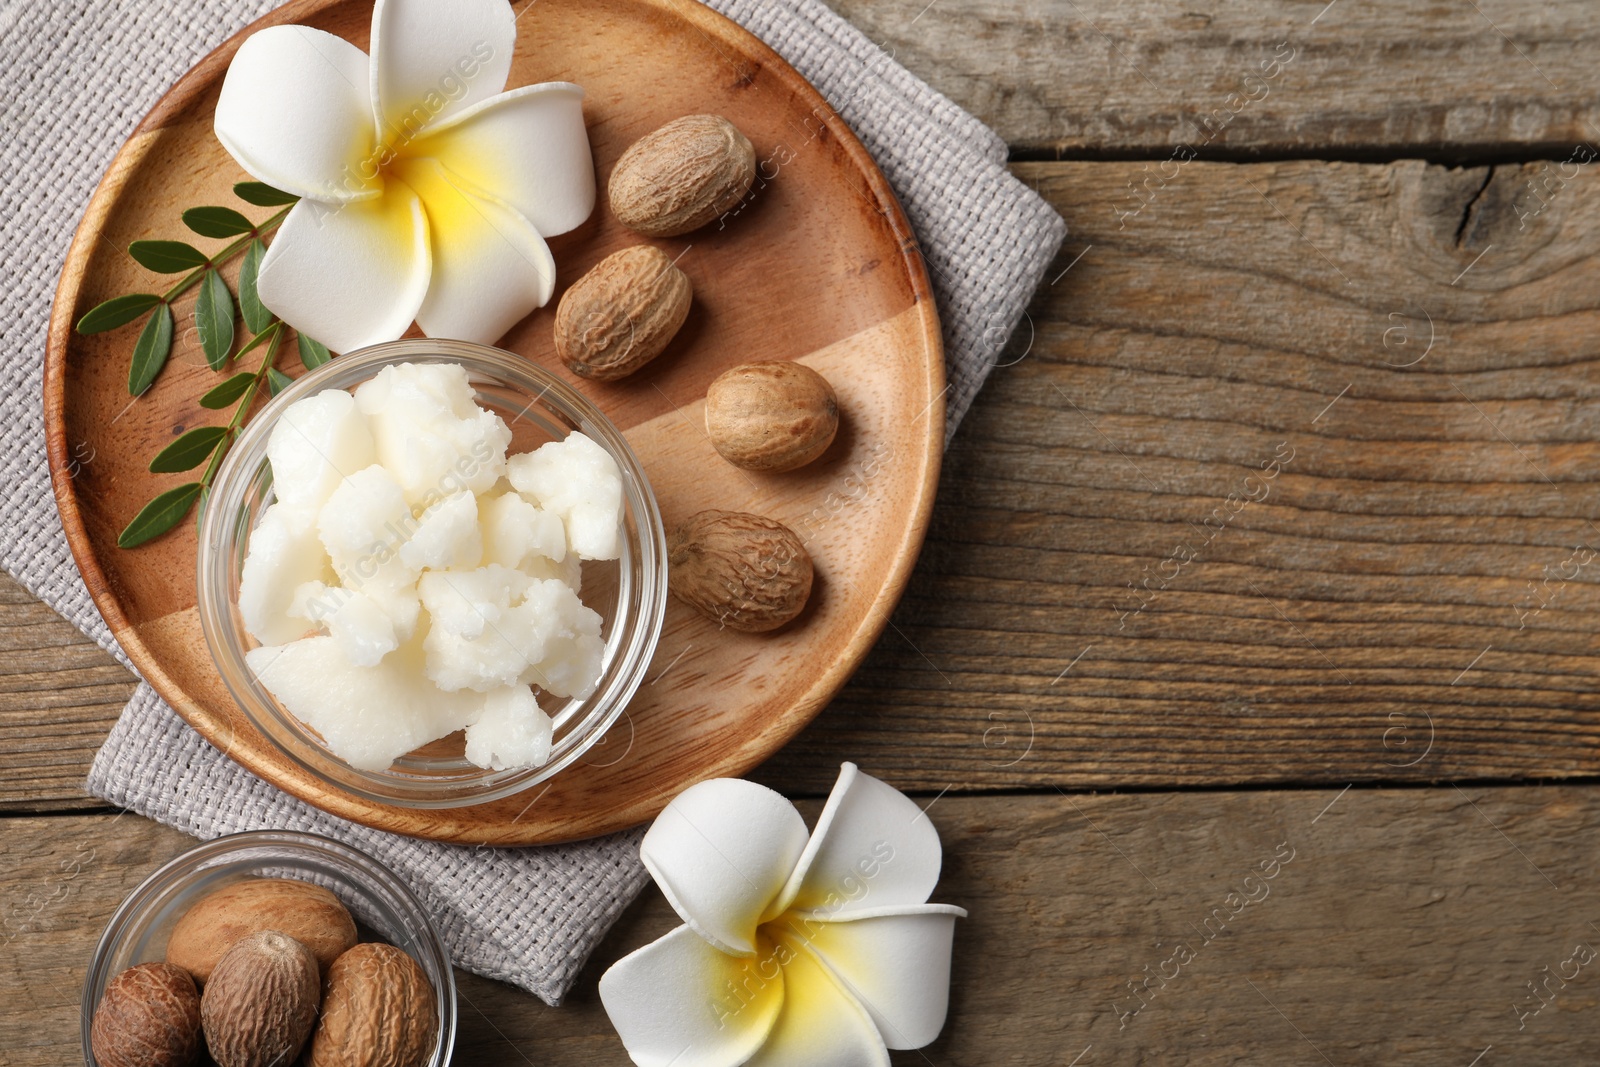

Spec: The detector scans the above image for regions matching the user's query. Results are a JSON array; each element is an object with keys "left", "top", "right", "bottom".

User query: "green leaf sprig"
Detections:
[{"left": 77, "top": 181, "right": 339, "bottom": 548}]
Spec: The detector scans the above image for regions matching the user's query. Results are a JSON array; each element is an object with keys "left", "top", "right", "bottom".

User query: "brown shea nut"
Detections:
[
  {"left": 200, "top": 930, "right": 320, "bottom": 1067},
  {"left": 555, "top": 245, "right": 692, "bottom": 381},
  {"left": 704, "top": 361, "right": 839, "bottom": 472},
  {"left": 166, "top": 877, "right": 357, "bottom": 983},
  {"left": 668, "top": 510, "right": 813, "bottom": 633},
  {"left": 309, "top": 943, "right": 438, "bottom": 1067},
  {"left": 608, "top": 114, "right": 757, "bottom": 236},
  {"left": 89, "top": 962, "right": 203, "bottom": 1067}
]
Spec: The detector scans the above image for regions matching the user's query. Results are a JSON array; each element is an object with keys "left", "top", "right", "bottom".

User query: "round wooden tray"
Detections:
[{"left": 44, "top": 0, "right": 942, "bottom": 845}]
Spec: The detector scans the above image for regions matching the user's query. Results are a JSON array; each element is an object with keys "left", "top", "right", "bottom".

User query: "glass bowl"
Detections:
[
  {"left": 81, "top": 830, "right": 455, "bottom": 1066},
  {"left": 197, "top": 339, "right": 667, "bottom": 809}
]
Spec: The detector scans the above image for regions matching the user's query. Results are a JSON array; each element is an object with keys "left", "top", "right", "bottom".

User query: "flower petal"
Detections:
[
  {"left": 598, "top": 925, "right": 784, "bottom": 1067},
  {"left": 743, "top": 931, "right": 890, "bottom": 1067},
  {"left": 640, "top": 777, "right": 809, "bottom": 957},
  {"left": 256, "top": 187, "right": 430, "bottom": 355},
  {"left": 775, "top": 763, "right": 942, "bottom": 918},
  {"left": 416, "top": 83, "right": 595, "bottom": 236},
  {"left": 215, "top": 25, "right": 379, "bottom": 203},
  {"left": 369, "top": 0, "right": 515, "bottom": 141},
  {"left": 785, "top": 905, "right": 966, "bottom": 1050},
  {"left": 393, "top": 157, "right": 555, "bottom": 344}
]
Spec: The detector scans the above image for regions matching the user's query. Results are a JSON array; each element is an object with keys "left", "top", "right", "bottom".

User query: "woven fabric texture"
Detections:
[{"left": 1, "top": 0, "right": 1064, "bottom": 1004}]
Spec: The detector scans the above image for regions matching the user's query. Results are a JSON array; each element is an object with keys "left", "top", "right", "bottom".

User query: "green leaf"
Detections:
[
  {"left": 238, "top": 239, "right": 272, "bottom": 334},
  {"left": 128, "top": 240, "right": 208, "bottom": 274},
  {"left": 297, "top": 333, "right": 332, "bottom": 370},
  {"left": 233, "top": 181, "right": 300, "bottom": 207},
  {"left": 182, "top": 206, "right": 255, "bottom": 238},
  {"left": 200, "top": 371, "right": 256, "bottom": 409},
  {"left": 127, "top": 303, "right": 174, "bottom": 395},
  {"left": 118, "top": 482, "right": 203, "bottom": 548},
  {"left": 195, "top": 269, "right": 235, "bottom": 370},
  {"left": 149, "top": 426, "right": 228, "bottom": 473},
  {"left": 267, "top": 368, "right": 294, "bottom": 396},
  {"left": 195, "top": 485, "right": 210, "bottom": 532},
  {"left": 78, "top": 293, "right": 161, "bottom": 334}
]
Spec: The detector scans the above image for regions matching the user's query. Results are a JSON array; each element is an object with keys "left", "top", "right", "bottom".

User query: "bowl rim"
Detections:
[
  {"left": 80, "top": 828, "right": 457, "bottom": 1067},
  {"left": 196, "top": 339, "right": 668, "bottom": 810}
]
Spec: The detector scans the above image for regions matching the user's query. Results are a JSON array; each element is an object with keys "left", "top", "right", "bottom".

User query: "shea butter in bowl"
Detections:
[{"left": 198, "top": 339, "right": 667, "bottom": 810}]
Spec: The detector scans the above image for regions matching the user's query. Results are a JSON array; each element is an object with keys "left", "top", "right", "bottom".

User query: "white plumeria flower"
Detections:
[
  {"left": 600, "top": 763, "right": 966, "bottom": 1066},
  {"left": 214, "top": 0, "right": 594, "bottom": 354}
]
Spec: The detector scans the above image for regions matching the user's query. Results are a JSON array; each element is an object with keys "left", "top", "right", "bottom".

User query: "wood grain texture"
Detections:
[
  {"left": 830, "top": 0, "right": 1600, "bottom": 159},
  {"left": 9, "top": 789, "right": 1600, "bottom": 1065},
  {"left": 43, "top": 0, "right": 942, "bottom": 843},
  {"left": 757, "top": 156, "right": 1600, "bottom": 794},
  {"left": 0, "top": 574, "right": 131, "bottom": 812}
]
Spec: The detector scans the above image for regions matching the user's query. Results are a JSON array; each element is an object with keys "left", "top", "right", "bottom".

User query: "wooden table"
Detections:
[{"left": 7, "top": 1, "right": 1600, "bottom": 1062}]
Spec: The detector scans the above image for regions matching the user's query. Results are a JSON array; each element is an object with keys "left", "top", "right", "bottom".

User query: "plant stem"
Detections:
[
  {"left": 160, "top": 204, "right": 294, "bottom": 305},
  {"left": 199, "top": 320, "right": 283, "bottom": 490}
]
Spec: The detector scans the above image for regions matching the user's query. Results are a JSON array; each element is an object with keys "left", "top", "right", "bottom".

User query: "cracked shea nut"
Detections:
[
  {"left": 669, "top": 510, "right": 813, "bottom": 632},
  {"left": 309, "top": 943, "right": 438, "bottom": 1067},
  {"left": 166, "top": 877, "right": 357, "bottom": 983},
  {"left": 90, "top": 962, "right": 203, "bottom": 1067},
  {"left": 608, "top": 114, "right": 756, "bottom": 236},
  {"left": 200, "top": 930, "right": 320, "bottom": 1067},
  {"left": 705, "top": 361, "right": 839, "bottom": 472},
  {"left": 556, "top": 245, "right": 692, "bottom": 380}
]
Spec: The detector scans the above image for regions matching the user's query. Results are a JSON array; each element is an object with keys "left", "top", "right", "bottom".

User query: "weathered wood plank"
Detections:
[
  {"left": 7, "top": 790, "right": 1599, "bottom": 1064},
  {"left": 0, "top": 574, "right": 132, "bottom": 812},
  {"left": 759, "top": 156, "right": 1600, "bottom": 793},
  {"left": 831, "top": 0, "right": 1600, "bottom": 159}
]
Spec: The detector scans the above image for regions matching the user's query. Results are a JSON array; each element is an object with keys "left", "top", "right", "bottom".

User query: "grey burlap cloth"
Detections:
[{"left": 0, "top": 0, "right": 1064, "bottom": 1004}]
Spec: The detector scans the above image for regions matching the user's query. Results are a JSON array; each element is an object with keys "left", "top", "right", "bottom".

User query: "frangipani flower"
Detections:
[
  {"left": 214, "top": 0, "right": 594, "bottom": 354},
  {"left": 600, "top": 763, "right": 966, "bottom": 1066}
]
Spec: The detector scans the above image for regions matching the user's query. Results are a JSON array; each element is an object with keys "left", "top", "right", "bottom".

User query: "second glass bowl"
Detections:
[
  {"left": 197, "top": 339, "right": 667, "bottom": 809},
  {"left": 82, "top": 831, "right": 455, "bottom": 1067}
]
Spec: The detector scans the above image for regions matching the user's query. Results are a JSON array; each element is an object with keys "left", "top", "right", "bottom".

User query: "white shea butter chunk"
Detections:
[
  {"left": 239, "top": 363, "right": 622, "bottom": 773},
  {"left": 424, "top": 577, "right": 601, "bottom": 694},
  {"left": 524, "top": 551, "right": 582, "bottom": 593},
  {"left": 464, "top": 685, "right": 553, "bottom": 771},
  {"left": 316, "top": 464, "right": 415, "bottom": 580},
  {"left": 265, "top": 389, "right": 375, "bottom": 530},
  {"left": 399, "top": 490, "right": 482, "bottom": 572},
  {"left": 245, "top": 637, "right": 481, "bottom": 771},
  {"left": 417, "top": 565, "right": 532, "bottom": 641},
  {"left": 238, "top": 504, "right": 333, "bottom": 646},
  {"left": 288, "top": 580, "right": 330, "bottom": 623},
  {"left": 321, "top": 587, "right": 400, "bottom": 667},
  {"left": 516, "top": 578, "right": 604, "bottom": 699},
  {"left": 481, "top": 491, "right": 566, "bottom": 570},
  {"left": 507, "top": 433, "right": 623, "bottom": 561},
  {"left": 354, "top": 362, "right": 510, "bottom": 503},
  {"left": 359, "top": 580, "right": 423, "bottom": 644}
]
